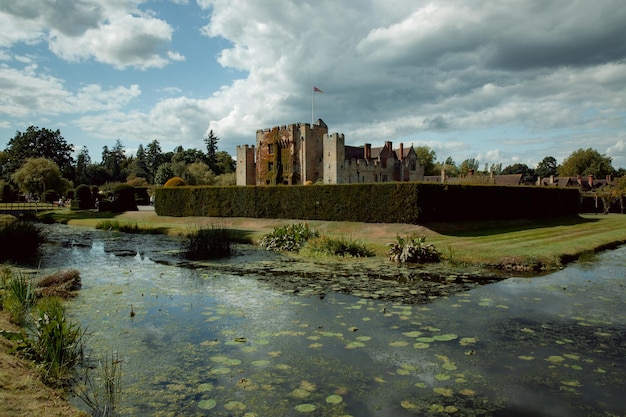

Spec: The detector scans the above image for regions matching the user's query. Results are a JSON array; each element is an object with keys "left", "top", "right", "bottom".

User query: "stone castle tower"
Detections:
[{"left": 236, "top": 119, "right": 424, "bottom": 186}]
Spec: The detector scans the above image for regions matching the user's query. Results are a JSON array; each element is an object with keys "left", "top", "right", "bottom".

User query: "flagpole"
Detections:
[{"left": 311, "top": 85, "right": 315, "bottom": 125}]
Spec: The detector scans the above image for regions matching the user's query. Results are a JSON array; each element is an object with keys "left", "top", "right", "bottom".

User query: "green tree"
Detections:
[
  {"left": 204, "top": 130, "right": 219, "bottom": 173},
  {"left": 215, "top": 151, "right": 236, "bottom": 174},
  {"left": 155, "top": 163, "right": 175, "bottom": 186},
  {"left": 11, "top": 158, "right": 69, "bottom": 198},
  {"left": 75, "top": 147, "right": 91, "bottom": 185},
  {"left": 101, "top": 140, "right": 127, "bottom": 182},
  {"left": 172, "top": 148, "right": 207, "bottom": 165},
  {"left": 558, "top": 148, "right": 614, "bottom": 178},
  {"left": 185, "top": 162, "right": 215, "bottom": 185},
  {"left": 535, "top": 156, "right": 558, "bottom": 178},
  {"left": 3, "top": 126, "right": 75, "bottom": 180},
  {"left": 459, "top": 158, "right": 480, "bottom": 175},
  {"left": 414, "top": 146, "right": 437, "bottom": 176},
  {"left": 146, "top": 140, "right": 164, "bottom": 183},
  {"left": 501, "top": 163, "right": 536, "bottom": 183}
]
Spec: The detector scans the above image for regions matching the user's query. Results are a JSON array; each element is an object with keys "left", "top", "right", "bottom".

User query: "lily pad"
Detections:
[
  {"left": 433, "top": 334, "right": 458, "bottom": 342},
  {"left": 224, "top": 401, "right": 247, "bottom": 411},
  {"left": 295, "top": 404, "right": 316, "bottom": 412},
  {"left": 326, "top": 394, "right": 343, "bottom": 404},
  {"left": 197, "top": 399, "right": 217, "bottom": 410},
  {"left": 413, "top": 342, "right": 430, "bottom": 349},
  {"left": 402, "top": 331, "right": 423, "bottom": 338}
]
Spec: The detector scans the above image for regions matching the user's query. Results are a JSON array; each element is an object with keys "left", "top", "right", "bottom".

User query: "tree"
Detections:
[
  {"left": 146, "top": 140, "right": 165, "bottom": 183},
  {"left": 459, "top": 158, "right": 480, "bottom": 175},
  {"left": 185, "top": 162, "right": 215, "bottom": 185},
  {"left": 204, "top": 130, "right": 219, "bottom": 173},
  {"left": 501, "top": 163, "right": 536, "bottom": 183},
  {"left": 155, "top": 163, "right": 175, "bottom": 186},
  {"left": 535, "top": 156, "right": 558, "bottom": 178},
  {"left": 172, "top": 148, "right": 207, "bottom": 165},
  {"left": 75, "top": 147, "right": 92, "bottom": 185},
  {"left": 101, "top": 140, "right": 127, "bottom": 182},
  {"left": 558, "top": 148, "right": 614, "bottom": 178},
  {"left": 11, "top": 158, "right": 69, "bottom": 198},
  {"left": 215, "top": 151, "right": 236, "bottom": 174},
  {"left": 414, "top": 146, "right": 437, "bottom": 176},
  {"left": 3, "top": 126, "right": 75, "bottom": 180}
]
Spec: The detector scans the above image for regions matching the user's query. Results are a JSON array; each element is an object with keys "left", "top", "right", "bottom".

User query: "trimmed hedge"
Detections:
[{"left": 155, "top": 183, "right": 580, "bottom": 223}]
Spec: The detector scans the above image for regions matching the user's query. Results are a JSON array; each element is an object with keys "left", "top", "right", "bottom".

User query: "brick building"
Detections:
[{"left": 236, "top": 119, "right": 424, "bottom": 186}]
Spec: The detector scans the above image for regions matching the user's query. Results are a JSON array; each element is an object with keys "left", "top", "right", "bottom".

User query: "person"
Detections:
[{"left": 150, "top": 195, "right": 155, "bottom": 206}]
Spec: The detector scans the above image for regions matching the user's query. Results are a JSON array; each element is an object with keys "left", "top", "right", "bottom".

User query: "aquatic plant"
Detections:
[
  {"left": 3, "top": 270, "right": 36, "bottom": 324},
  {"left": 259, "top": 223, "right": 319, "bottom": 252},
  {"left": 25, "top": 296, "right": 84, "bottom": 385},
  {"left": 73, "top": 352, "right": 122, "bottom": 417},
  {"left": 387, "top": 235, "right": 441, "bottom": 263},
  {"left": 0, "top": 220, "right": 46, "bottom": 262},
  {"left": 302, "top": 235, "right": 374, "bottom": 258},
  {"left": 182, "top": 226, "right": 233, "bottom": 260}
]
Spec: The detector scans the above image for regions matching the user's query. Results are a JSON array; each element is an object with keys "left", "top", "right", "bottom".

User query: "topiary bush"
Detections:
[
  {"left": 72, "top": 184, "right": 94, "bottom": 209},
  {"left": 387, "top": 235, "right": 441, "bottom": 264},
  {"left": 164, "top": 177, "right": 187, "bottom": 187},
  {"left": 111, "top": 184, "right": 138, "bottom": 212}
]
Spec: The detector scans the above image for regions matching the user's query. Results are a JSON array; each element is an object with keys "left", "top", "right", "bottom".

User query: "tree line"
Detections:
[
  {"left": 0, "top": 125, "right": 624, "bottom": 202},
  {"left": 0, "top": 126, "right": 235, "bottom": 201},
  {"left": 414, "top": 146, "right": 623, "bottom": 184}
]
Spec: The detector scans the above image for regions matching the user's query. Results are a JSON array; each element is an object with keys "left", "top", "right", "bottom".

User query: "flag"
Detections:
[{"left": 313, "top": 86, "right": 323, "bottom": 93}]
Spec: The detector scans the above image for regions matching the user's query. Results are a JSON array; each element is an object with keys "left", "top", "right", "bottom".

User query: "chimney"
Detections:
[
  {"left": 399, "top": 143, "right": 404, "bottom": 161},
  {"left": 606, "top": 174, "right": 612, "bottom": 183},
  {"left": 441, "top": 168, "right": 447, "bottom": 183},
  {"left": 364, "top": 143, "right": 371, "bottom": 159}
]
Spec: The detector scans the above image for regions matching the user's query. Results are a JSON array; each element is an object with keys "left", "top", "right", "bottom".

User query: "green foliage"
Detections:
[
  {"left": 558, "top": 148, "right": 614, "bottom": 177},
  {"left": 74, "top": 184, "right": 94, "bottom": 209},
  {"left": 10, "top": 157, "right": 69, "bottom": 197},
  {"left": 3, "top": 126, "right": 75, "bottom": 180},
  {"left": 3, "top": 272, "right": 36, "bottom": 324},
  {"left": 535, "top": 156, "right": 558, "bottom": 178},
  {"left": 163, "top": 176, "right": 187, "bottom": 187},
  {"left": 303, "top": 235, "right": 374, "bottom": 258},
  {"left": 25, "top": 297, "right": 84, "bottom": 385},
  {"left": 0, "top": 221, "right": 46, "bottom": 262},
  {"left": 414, "top": 146, "right": 437, "bottom": 176},
  {"left": 259, "top": 223, "right": 319, "bottom": 252},
  {"left": 111, "top": 183, "right": 138, "bottom": 212},
  {"left": 95, "top": 219, "right": 161, "bottom": 234},
  {"left": 73, "top": 352, "right": 122, "bottom": 417},
  {"left": 387, "top": 235, "right": 441, "bottom": 263},
  {"left": 181, "top": 226, "right": 233, "bottom": 260},
  {"left": 156, "top": 183, "right": 580, "bottom": 223}
]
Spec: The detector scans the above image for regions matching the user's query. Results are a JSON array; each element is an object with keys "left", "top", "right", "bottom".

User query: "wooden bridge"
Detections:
[{"left": 0, "top": 202, "right": 64, "bottom": 217}]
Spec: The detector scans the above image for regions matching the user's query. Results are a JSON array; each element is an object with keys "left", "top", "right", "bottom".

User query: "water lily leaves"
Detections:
[
  {"left": 413, "top": 342, "right": 430, "bottom": 349},
  {"left": 209, "top": 367, "right": 231, "bottom": 375},
  {"left": 459, "top": 337, "right": 478, "bottom": 346},
  {"left": 210, "top": 355, "right": 229, "bottom": 363},
  {"left": 309, "top": 343, "right": 323, "bottom": 349},
  {"left": 294, "top": 404, "right": 316, "bottom": 412},
  {"left": 355, "top": 336, "right": 371, "bottom": 342},
  {"left": 518, "top": 355, "right": 534, "bottom": 361},
  {"left": 326, "top": 394, "right": 343, "bottom": 404},
  {"left": 433, "top": 387, "right": 454, "bottom": 397},
  {"left": 433, "top": 334, "right": 458, "bottom": 342},
  {"left": 252, "top": 360, "right": 271, "bottom": 367},
  {"left": 459, "top": 389, "right": 476, "bottom": 396},
  {"left": 547, "top": 355, "right": 565, "bottom": 364},
  {"left": 389, "top": 340, "right": 409, "bottom": 347},
  {"left": 345, "top": 341, "right": 365, "bottom": 349},
  {"left": 402, "top": 331, "right": 423, "bottom": 338},
  {"left": 224, "top": 401, "right": 247, "bottom": 411},
  {"left": 197, "top": 399, "right": 217, "bottom": 410},
  {"left": 197, "top": 383, "right": 214, "bottom": 392},
  {"left": 435, "top": 373, "right": 450, "bottom": 381},
  {"left": 401, "top": 400, "right": 420, "bottom": 410},
  {"left": 561, "top": 380, "right": 582, "bottom": 387},
  {"left": 291, "top": 388, "right": 312, "bottom": 399}
]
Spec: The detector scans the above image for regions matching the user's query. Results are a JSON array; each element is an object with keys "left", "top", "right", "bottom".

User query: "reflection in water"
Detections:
[{"left": 37, "top": 226, "right": 625, "bottom": 416}]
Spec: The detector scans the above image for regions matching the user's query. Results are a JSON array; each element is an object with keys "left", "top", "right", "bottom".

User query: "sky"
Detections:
[{"left": 1, "top": 0, "right": 625, "bottom": 170}]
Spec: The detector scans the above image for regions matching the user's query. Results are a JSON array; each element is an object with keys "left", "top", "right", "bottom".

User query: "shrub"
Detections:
[
  {"left": 181, "top": 226, "right": 233, "bottom": 260},
  {"left": 25, "top": 297, "right": 84, "bottom": 385},
  {"left": 259, "top": 223, "right": 319, "bottom": 252},
  {"left": 0, "top": 221, "right": 46, "bottom": 262},
  {"left": 111, "top": 183, "right": 138, "bottom": 212},
  {"left": 73, "top": 184, "right": 94, "bottom": 209},
  {"left": 387, "top": 235, "right": 441, "bottom": 264},
  {"left": 303, "top": 235, "right": 374, "bottom": 258},
  {"left": 3, "top": 271, "right": 36, "bottom": 324},
  {"left": 164, "top": 176, "right": 187, "bottom": 187}
]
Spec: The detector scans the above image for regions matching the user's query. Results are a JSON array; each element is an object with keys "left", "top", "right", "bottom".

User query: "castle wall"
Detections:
[{"left": 236, "top": 144, "right": 256, "bottom": 186}]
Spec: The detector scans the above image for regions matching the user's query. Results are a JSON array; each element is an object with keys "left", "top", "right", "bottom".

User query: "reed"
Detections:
[{"left": 181, "top": 226, "right": 234, "bottom": 260}]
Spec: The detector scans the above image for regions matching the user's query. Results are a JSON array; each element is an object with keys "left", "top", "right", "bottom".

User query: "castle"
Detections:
[{"left": 236, "top": 119, "right": 424, "bottom": 186}]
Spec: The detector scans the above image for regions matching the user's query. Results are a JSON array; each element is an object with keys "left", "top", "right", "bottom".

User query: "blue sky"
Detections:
[{"left": 1, "top": 0, "right": 625, "bottom": 170}]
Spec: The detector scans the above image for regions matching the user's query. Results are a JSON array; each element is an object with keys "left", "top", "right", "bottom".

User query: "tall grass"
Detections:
[
  {"left": 3, "top": 271, "right": 36, "bottom": 324},
  {"left": 181, "top": 226, "right": 234, "bottom": 260},
  {"left": 95, "top": 219, "right": 161, "bottom": 234},
  {"left": 259, "top": 223, "right": 319, "bottom": 252},
  {"left": 302, "top": 235, "right": 374, "bottom": 258},
  {"left": 26, "top": 297, "right": 84, "bottom": 385},
  {"left": 0, "top": 221, "right": 46, "bottom": 262},
  {"left": 73, "top": 352, "right": 122, "bottom": 417}
]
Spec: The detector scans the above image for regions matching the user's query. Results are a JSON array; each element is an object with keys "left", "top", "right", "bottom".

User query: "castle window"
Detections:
[
  {"left": 268, "top": 144, "right": 274, "bottom": 154},
  {"left": 268, "top": 162, "right": 273, "bottom": 171},
  {"left": 410, "top": 161, "right": 416, "bottom": 170}
]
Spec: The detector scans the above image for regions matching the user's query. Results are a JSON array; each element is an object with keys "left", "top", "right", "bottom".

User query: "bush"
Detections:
[
  {"left": 26, "top": 297, "right": 84, "bottom": 385},
  {"left": 259, "top": 223, "right": 319, "bottom": 252},
  {"left": 303, "top": 235, "right": 374, "bottom": 258},
  {"left": 164, "top": 176, "right": 187, "bottom": 187},
  {"left": 387, "top": 235, "right": 441, "bottom": 263},
  {"left": 111, "top": 184, "right": 138, "bottom": 212},
  {"left": 3, "top": 271, "right": 36, "bottom": 324},
  {"left": 0, "top": 221, "right": 46, "bottom": 262},
  {"left": 73, "top": 184, "right": 94, "bottom": 209},
  {"left": 181, "top": 226, "right": 233, "bottom": 260}
]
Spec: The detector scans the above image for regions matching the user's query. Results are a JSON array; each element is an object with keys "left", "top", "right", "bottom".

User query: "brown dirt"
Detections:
[{"left": 0, "top": 312, "right": 87, "bottom": 417}]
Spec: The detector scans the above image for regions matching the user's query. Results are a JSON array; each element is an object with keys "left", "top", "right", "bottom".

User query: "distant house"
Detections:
[
  {"left": 423, "top": 170, "right": 523, "bottom": 185},
  {"left": 537, "top": 175, "right": 615, "bottom": 191},
  {"left": 236, "top": 119, "right": 424, "bottom": 186}
]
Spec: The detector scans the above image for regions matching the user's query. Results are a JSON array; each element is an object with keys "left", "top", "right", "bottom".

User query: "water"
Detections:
[{"left": 38, "top": 225, "right": 626, "bottom": 416}]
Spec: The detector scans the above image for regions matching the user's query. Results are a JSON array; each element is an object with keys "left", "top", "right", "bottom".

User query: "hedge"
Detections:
[{"left": 154, "top": 183, "right": 580, "bottom": 223}]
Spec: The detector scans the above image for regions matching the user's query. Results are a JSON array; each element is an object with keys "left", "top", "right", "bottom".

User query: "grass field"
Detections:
[{"left": 40, "top": 209, "right": 626, "bottom": 270}]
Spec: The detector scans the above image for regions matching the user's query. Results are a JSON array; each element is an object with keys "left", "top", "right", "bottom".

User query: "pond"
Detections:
[{"left": 38, "top": 225, "right": 625, "bottom": 416}]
